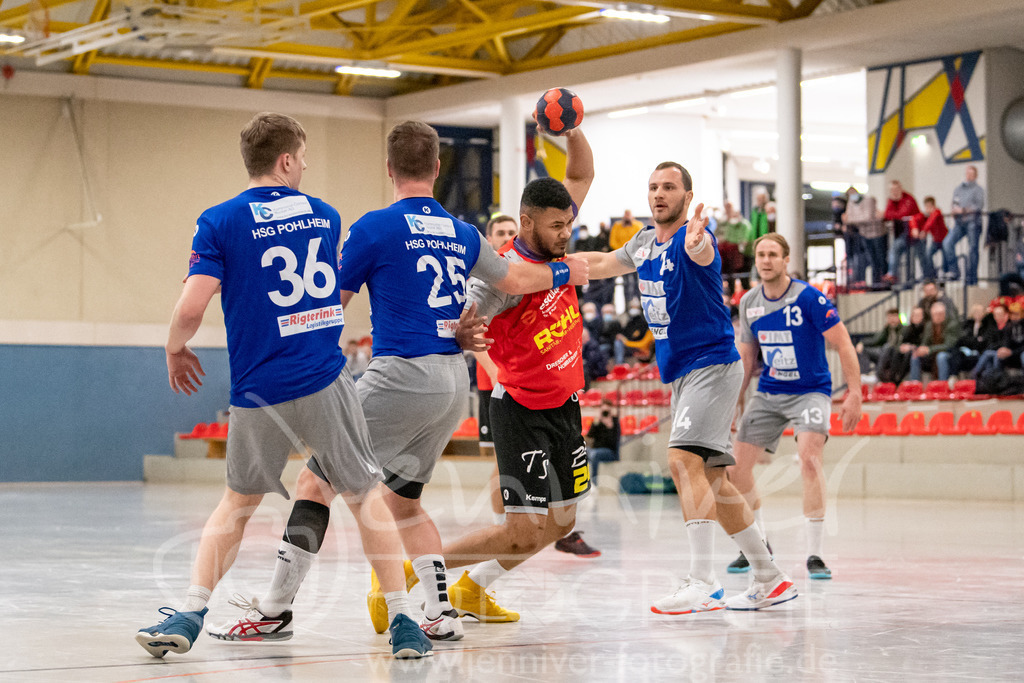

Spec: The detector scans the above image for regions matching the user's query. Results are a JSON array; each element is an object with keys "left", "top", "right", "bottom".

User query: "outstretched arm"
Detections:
[
  {"left": 560, "top": 128, "right": 594, "bottom": 209},
  {"left": 166, "top": 274, "right": 220, "bottom": 395},
  {"left": 684, "top": 203, "right": 715, "bottom": 267},
  {"left": 573, "top": 250, "right": 635, "bottom": 280}
]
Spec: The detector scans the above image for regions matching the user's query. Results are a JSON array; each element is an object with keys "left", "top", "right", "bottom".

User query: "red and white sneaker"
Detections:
[
  {"left": 725, "top": 573, "right": 798, "bottom": 611},
  {"left": 420, "top": 608, "right": 464, "bottom": 641},
  {"left": 651, "top": 576, "right": 725, "bottom": 615},
  {"left": 207, "top": 595, "right": 293, "bottom": 641}
]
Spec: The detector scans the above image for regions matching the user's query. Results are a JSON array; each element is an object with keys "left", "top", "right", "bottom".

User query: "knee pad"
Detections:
[{"left": 284, "top": 499, "right": 330, "bottom": 553}]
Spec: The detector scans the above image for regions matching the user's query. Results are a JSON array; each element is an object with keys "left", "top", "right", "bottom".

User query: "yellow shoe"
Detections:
[
  {"left": 449, "top": 571, "right": 520, "bottom": 622},
  {"left": 368, "top": 560, "right": 419, "bottom": 634}
]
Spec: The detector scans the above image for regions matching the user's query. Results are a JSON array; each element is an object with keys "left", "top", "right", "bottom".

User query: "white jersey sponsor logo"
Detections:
[
  {"left": 405, "top": 213, "right": 456, "bottom": 237},
  {"left": 758, "top": 330, "right": 793, "bottom": 344},
  {"left": 642, "top": 297, "right": 671, "bottom": 326},
  {"left": 638, "top": 279, "right": 666, "bottom": 296},
  {"left": 762, "top": 345, "right": 798, "bottom": 370},
  {"left": 746, "top": 306, "right": 765, "bottom": 318},
  {"left": 277, "top": 304, "right": 344, "bottom": 337},
  {"left": 769, "top": 368, "right": 801, "bottom": 380},
  {"left": 250, "top": 195, "right": 313, "bottom": 223},
  {"left": 436, "top": 318, "right": 458, "bottom": 338},
  {"left": 634, "top": 247, "right": 651, "bottom": 262},
  {"left": 651, "top": 326, "right": 669, "bottom": 340}
]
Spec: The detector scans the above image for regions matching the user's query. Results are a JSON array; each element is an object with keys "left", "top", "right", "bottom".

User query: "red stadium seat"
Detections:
[
  {"left": 637, "top": 365, "right": 660, "bottom": 381},
  {"left": 580, "top": 389, "right": 602, "bottom": 407},
  {"left": 923, "top": 381, "right": 953, "bottom": 401},
  {"left": 782, "top": 426, "right": 795, "bottom": 436},
  {"left": 644, "top": 390, "right": 666, "bottom": 407},
  {"left": 639, "top": 414, "right": 659, "bottom": 433},
  {"left": 898, "top": 411, "right": 929, "bottom": 435},
  {"left": 952, "top": 379, "right": 977, "bottom": 400},
  {"left": 621, "top": 415, "right": 638, "bottom": 435},
  {"left": 957, "top": 410, "right": 992, "bottom": 435},
  {"left": 603, "top": 390, "right": 621, "bottom": 406},
  {"left": 582, "top": 415, "right": 595, "bottom": 435},
  {"left": 894, "top": 380, "right": 923, "bottom": 401},
  {"left": 1017, "top": 413, "right": 1024, "bottom": 434},
  {"left": 180, "top": 422, "right": 213, "bottom": 439},
  {"left": 608, "top": 364, "right": 634, "bottom": 381},
  {"left": 832, "top": 413, "right": 867, "bottom": 435},
  {"left": 854, "top": 414, "right": 875, "bottom": 435},
  {"left": 212, "top": 422, "right": 229, "bottom": 439},
  {"left": 452, "top": 417, "right": 478, "bottom": 437},
  {"left": 868, "top": 382, "right": 897, "bottom": 402},
  {"left": 623, "top": 390, "right": 645, "bottom": 406},
  {"left": 986, "top": 410, "right": 1016, "bottom": 435},
  {"left": 926, "top": 411, "right": 958, "bottom": 435},
  {"left": 871, "top": 413, "right": 900, "bottom": 435}
]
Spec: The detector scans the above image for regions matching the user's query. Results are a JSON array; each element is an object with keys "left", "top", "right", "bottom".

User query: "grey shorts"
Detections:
[
  {"left": 227, "top": 367, "right": 380, "bottom": 499},
  {"left": 736, "top": 390, "right": 831, "bottom": 454},
  {"left": 357, "top": 353, "right": 469, "bottom": 488},
  {"left": 668, "top": 360, "right": 743, "bottom": 467}
]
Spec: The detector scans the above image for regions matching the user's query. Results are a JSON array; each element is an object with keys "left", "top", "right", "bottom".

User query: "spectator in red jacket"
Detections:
[
  {"left": 884, "top": 180, "right": 921, "bottom": 283},
  {"left": 908, "top": 195, "right": 949, "bottom": 279}
]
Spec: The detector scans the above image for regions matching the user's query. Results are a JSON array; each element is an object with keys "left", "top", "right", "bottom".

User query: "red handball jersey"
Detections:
[{"left": 486, "top": 242, "right": 584, "bottom": 410}]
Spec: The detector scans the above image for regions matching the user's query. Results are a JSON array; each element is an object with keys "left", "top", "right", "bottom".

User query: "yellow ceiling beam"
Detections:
[
  {"left": 367, "top": 0, "right": 423, "bottom": 47},
  {"left": 521, "top": 26, "right": 567, "bottom": 61},
  {"left": 512, "top": 20, "right": 750, "bottom": 72},
  {"left": 245, "top": 56, "right": 273, "bottom": 88},
  {"left": 370, "top": 6, "right": 593, "bottom": 60},
  {"left": 454, "top": 0, "right": 491, "bottom": 23},
  {"left": 91, "top": 54, "right": 251, "bottom": 76},
  {"left": 71, "top": 0, "right": 111, "bottom": 76},
  {"left": 0, "top": 0, "right": 81, "bottom": 27},
  {"left": 792, "top": 0, "right": 825, "bottom": 18},
  {"left": 647, "top": 0, "right": 785, "bottom": 22}
]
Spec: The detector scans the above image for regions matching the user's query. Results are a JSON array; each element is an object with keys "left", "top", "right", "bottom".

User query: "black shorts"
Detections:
[
  {"left": 490, "top": 387, "right": 590, "bottom": 514},
  {"left": 478, "top": 389, "right": 493, "bottom": 446}
]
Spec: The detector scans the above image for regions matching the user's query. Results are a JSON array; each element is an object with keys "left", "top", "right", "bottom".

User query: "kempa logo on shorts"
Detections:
[
  {"left": 277, "top": 304, "right": 344, "bottom": 337},
  {"left": 404, "top": 214, "right": 456, "bottom": 237},
  {"left": 758, "top": 330, "right": 793, "bottom": 344},
  {"left": 250, "top": 195, "right": 314, "bottom": 223},
  {"left": 525, "top": 494, "right": 547, "bottom": 503}
]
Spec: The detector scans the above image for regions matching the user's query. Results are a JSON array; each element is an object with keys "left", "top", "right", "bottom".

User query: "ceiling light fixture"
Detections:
[
  {"left": 665, "top": 97, "right": 706, "bottom": 109},
  {"left": 0, "top": 33, "right": 25, "bottom": 44},
  {"left": 334, "top": 65, "right": 401, "bottom": 78},
  {"left": 599, "top": 8, "right": 670, "bottom": 23},
  {"left": 608, "top": 106, "right": 649, "bottom": 118}
]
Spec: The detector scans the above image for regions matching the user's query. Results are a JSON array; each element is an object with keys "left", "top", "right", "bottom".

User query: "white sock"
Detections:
[
  {"left": 259, "top": 541, "right": 315, "bottom": 617},
  {"left": 467, "top": 559, "right": 508, "bottom": 590},
  {"left": 385, "top": 591, "right": 411, "bottom": 625},
  {"left": 806, "top": 517, "right": 825, "bottom": 558},
  {"left": 412, "top": 554, "right": 453, "bottom": 619},
  {"left": 753, "top": 507, "right": 768, "bottom": 544},
  {"left": 730, "top": 523, "right": 779, "bottom": 583},
  {"left": 182, "top": 585, "right": 211, "bottom": 613},
  {"left": 685, "top": 519, "right": 716, "bottom": 585}
]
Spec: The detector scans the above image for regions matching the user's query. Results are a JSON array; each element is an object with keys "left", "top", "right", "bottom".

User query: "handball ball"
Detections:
[{"left": 535, "top": 87, "right": 583, "bottom": 135}]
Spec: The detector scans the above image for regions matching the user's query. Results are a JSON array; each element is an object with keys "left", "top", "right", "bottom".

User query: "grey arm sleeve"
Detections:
[
  {"left": 466, "top": 276, "right": 518, "bottom": 320},
  {"left": 468, "top": 231, "right": 511, "bottom": 284},
  {"left": 613, "top": 246, "right": 635, "bottom": 269}
]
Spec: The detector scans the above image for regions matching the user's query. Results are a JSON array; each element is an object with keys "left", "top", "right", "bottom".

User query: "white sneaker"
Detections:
[
  {"left": 420, "top": 608, "right": 464, "bottom": 641},
  {"left": 650, "top": 576, "right": 725, "bottom": 615},
  {"left": 725, "top": 573, "right": 798, "bottom": 611},
  {"left": 206, "top": 595, "right": 293, "bottom": 642}
]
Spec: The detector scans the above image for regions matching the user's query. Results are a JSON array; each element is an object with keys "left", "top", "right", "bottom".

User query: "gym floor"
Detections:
[{"left": 3, "top": 482, "right": 1022, "bottom": 681}]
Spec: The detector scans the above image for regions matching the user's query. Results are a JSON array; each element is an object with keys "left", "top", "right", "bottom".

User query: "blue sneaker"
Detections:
[
  {"left": 135, "top": 606, "right": 208, "bottom": 658},
  {"left": 388, "top": 614, "right": 433, "bottom": 659},
  {"left": 807, "top": 555, "right": 833, "bottom": 580}
]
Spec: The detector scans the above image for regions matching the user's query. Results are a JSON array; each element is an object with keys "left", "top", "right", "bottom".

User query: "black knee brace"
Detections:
[{"left": 283, "top": 499, "right": 330, "bottom": 554}]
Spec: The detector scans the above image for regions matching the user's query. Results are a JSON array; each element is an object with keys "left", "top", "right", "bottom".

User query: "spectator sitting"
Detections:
[
  {"left": 593, "top": 221, "right": 612, "bottom": 252},
  {"left": 999, "top": 228, "right": 1024, "bottom": 296},
  {"left": 856, "top": 307, "right": 905, "bottom": 380},
  {"left": 615, "top": 300, "right": 654, "bottom": 364},
  {"left": 581, "top": 327, "right": 609, "bottom": 388},
  {"left": 586, "top": 398, "right": 621, "bottom": 481},
  {"left": 598, "top": 303, "right": 622, "bottom": 358},
  {"left": 971, "top": 304, "right": 1015, "bottom": 379},
  {"left": 893, "top": 306, "right": 927, "bottom": 384},
  {"left": 908, "top": 196, "right": 949, "bottom": 280},
  {"left": 917, "top": 279, "right": 960, "bottom": 331},
  {"left": 943, "top": 164, "right": 986, "bottom": 285},
  {"left": 581, "top": 301, "right": 602, "bottom": 341},
  {"left": 883, "top": 179, "right": 921, "bottom": 283},
  {"left": 909, "top": 301, "right": 960, "bottom": 382},
  {"left": 951, "top": 303, "right": 993, "bottom": 376}
]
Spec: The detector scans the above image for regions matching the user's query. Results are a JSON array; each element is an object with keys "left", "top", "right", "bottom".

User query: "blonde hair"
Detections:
[{"left": 753, "top": 232, "right": 789, "bottom": 258}]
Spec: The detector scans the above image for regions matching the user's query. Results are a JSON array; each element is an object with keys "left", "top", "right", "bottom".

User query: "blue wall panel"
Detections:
[{"left": 0, "top": 345, "right": 230, "bottom": 482}]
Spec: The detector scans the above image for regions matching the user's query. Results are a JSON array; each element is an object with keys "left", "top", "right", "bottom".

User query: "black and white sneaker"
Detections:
[
  {"left": 807, "top": 555, "right": 832, "bottom": 580},
  {"left": 727, "top": 553, "right": 750, "bottom": 573},
  {"left": 207, "top": 595, "right": 293, "bottom": 641}
]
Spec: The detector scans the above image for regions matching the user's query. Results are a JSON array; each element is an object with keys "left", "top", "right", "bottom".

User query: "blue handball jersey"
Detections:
[
  {"left": 738, "top": 279, "right": 841, "bottom": 395},
  {"left": 188, "top": 186, "right": 347, "bottom": 408},
  {"left": 337, "top": 197, "right": 484, "bottom": 358},
  {"left": 618, "top": 225, "right": 739, "bottom": 383}
]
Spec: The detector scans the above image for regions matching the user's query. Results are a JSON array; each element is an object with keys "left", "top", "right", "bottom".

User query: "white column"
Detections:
[
  {"left": 776, "top": 47, "right": 804, "bottom": 276},
  {"left": 499, "top": 97, "right": 527, "bottom": 216}
]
